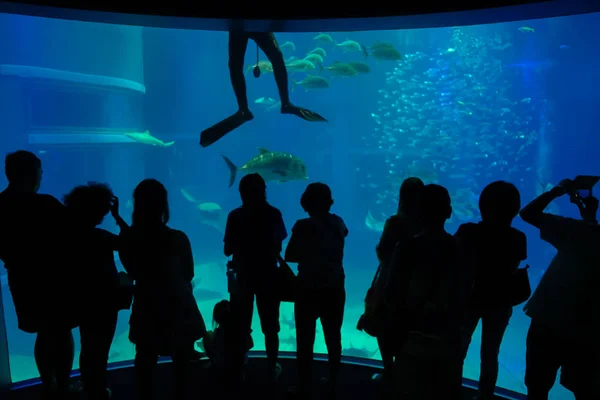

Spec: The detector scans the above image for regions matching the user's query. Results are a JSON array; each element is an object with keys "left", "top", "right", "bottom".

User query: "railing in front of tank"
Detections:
[{"left": 9, "top": 350, "right": 527, "bottom": 399}]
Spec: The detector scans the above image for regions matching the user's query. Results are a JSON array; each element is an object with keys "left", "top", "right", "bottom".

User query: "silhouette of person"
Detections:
[
  {"left": 371, "top": 177, "right": 424, "bottom": 390},
  {"left": 385, "top": 184, "right": 466, "bottom": 400},
  {"left": 520, "top": 178, "right": 600, "bottom": 400},
  {"left": 223, "top": 173, "right": 287, "bottom": 386},
  {"left": 63, "top": 182, "right": 128, "bottom": 400},
  {"left": 118, "top": 179, "right": 205, "bottom": 400},
  {"left": 285, "top": 182, "right": 349, "bottom": 399},
  {"left": 455, "top": 181, "right": 527, "bottom": 400},
  {"left": 199, "top": 32, "right": 327, "bottom": 148},
  {"left": 202, "top": 300, "right": 253, "bottom": 372},
  {"left": 0, "top": 150, "right": 78, "bottom": 400}
]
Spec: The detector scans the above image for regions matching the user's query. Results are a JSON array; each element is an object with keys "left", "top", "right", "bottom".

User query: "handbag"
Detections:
[
  {"left": 177, "top": 280, "right": 207, "bottom": 343},
  {"left": 276, "top": 255, "right": 297, "bottom": 303},
  {"left": 509, "top": 264, "right": 531, "bottom": 307},
  {"left": 357, "top": 262, "right": 386, "bottom": 337}
]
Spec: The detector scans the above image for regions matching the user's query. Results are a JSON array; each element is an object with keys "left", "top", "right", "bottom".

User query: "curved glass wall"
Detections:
[{"left": 1, "top": 11, "right": 597, "bottom": 400}]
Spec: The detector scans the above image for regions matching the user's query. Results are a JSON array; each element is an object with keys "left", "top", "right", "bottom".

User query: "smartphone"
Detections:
[
  {"left": 577, "top": 189, "right": 592, "bottom": 198},
  {"left": 572, "top": 175, "right": 600, "bottom": 191}
]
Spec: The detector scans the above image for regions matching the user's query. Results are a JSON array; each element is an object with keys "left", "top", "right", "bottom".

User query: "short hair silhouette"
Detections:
[
  {"left": 213, "top": 300, "right": 231, "bottom": 328},
  {"left": 419, "top": 184, "right": 452, "bottom": 224},
  {"left": 132, "top": 179, "right": 170, "bottom": 226},
  {"left": 301, "top": 182, "right": 333, "bottom": 214},
  {"left": 239, "top": 173, "right": 266, "bottom": 205},
  {"left": 5, "top": 150, "right": 41, "bottom": 184},
  {"left": 63, "top": 182, "right": 114, "bottom": 226},
  {"left": 479, "top": 181, "right": 521, "bottom": 225},
  {"left": 399, "top": 177, "right": 424, "bottom": 214}
]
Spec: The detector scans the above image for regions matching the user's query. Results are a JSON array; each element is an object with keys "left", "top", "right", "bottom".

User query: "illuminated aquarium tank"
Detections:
[{"left": 0, "top": 10, "right": 598, "bottom": 400}]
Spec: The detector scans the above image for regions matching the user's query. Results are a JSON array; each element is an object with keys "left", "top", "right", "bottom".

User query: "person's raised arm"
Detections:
[
  {"left": 520, "top": 181, "right": 568, "bottom": 229},
  {"left": 110, "top": 196, "right": 129, "bottom": 233}
]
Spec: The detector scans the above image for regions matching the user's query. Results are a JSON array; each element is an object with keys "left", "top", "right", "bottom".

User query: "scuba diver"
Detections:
[{"left": 200, "top": 32, "right": 327, "bottom": 148}]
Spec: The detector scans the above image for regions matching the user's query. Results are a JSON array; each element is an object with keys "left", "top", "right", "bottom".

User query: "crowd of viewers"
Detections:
[{"left": 0, "top": 149, "right": 598, "bottom": 400}]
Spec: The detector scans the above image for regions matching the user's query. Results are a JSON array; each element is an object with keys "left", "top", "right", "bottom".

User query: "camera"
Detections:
[
  {"left": 566, "top": 175, "right": 600, "bottom": 205},
  {"left": 227, "top": 260, "right": 246, "bottom": 295}
]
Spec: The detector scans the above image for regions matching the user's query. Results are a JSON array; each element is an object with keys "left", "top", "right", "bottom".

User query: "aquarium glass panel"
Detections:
[{"left": 1, "top": 11, "right": 596, "bottom": 400}]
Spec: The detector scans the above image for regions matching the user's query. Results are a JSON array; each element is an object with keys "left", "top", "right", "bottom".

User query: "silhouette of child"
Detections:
[
  {"left": 203, "top": 300, "right": 253, "bottom": 371},
  {"left": 455, "top": 181, "right": 526, "bottom": 400}
]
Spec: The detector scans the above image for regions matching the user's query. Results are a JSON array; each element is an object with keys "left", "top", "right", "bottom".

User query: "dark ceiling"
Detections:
[
  {"left": 0, "top": 0, "right": 551, "bottom": 20},
  {"left": 0, "top": 0, "right": 598, "bottom": 31}
]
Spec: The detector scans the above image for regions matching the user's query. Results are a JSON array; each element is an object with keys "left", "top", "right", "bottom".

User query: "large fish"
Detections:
[
  {"left": 222, "top": 148, "right": 308, "bottom": 188},
  {"left": 365, "top": 209, "right": 386, "bottom": 232},
  {"left": 125, "top": 130, "right": 175, "bottom": 147},
  {"left": 254, "top": 97, "right": 281, "bottom": 112},
  {"left": 320, "top": 62, "right": 359, "bottom": 77},
  {"left": 292, "top": 75, "right": 330, "bottom": 91},
  {"left": 313, "top": 33, "right": 334, "bottom": 44},
  {"left": 335, "top": 40, "right": 363, "bottom": 54},
  {"left": 245, "top": 60, "right": 273, "bottom": 75},
  {"left": 285, "top": 59, "right": 316, "bottom": 73},
  {"left": 180, "top": 189, "right": 227, "bottom": 233}
]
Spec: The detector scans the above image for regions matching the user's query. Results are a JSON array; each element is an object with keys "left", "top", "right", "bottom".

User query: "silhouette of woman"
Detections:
[{"left": 200, "top": 32, "right": 327, "bottom": 148}]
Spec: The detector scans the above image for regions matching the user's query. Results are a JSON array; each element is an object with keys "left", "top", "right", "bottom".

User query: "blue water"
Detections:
[{"left": 1, "top": 11, "right": 599, "bottom": 400}]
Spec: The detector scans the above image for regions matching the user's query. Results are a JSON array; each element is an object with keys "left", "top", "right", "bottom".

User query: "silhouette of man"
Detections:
[
  {"left": 0, "top": 150, "right": 77, "bottom": 399},
  {"left": 520, "top": 178, "right": 600, "bottom": 400},
  {"left": 200, "top": 32, "right": 327, "bottom": 148},
  {"left": 223, "top": 173, "right": 287, "bottom": 385}
]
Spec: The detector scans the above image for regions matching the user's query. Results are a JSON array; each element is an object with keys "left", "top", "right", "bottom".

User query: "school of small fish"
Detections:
[{"left": 356, "top": 27, "right": 551, "bottom": 230}]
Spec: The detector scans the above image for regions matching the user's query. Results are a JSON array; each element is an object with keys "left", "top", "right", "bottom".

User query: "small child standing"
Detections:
[{"left": 455, "top": 181, "right": 527, "bottom": 400}]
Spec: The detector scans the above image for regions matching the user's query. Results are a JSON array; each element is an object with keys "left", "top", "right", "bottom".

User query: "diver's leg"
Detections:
[
  {"left": 199, "top": 33, "right": 255, "bottom": 148},
  {"left": 253, "top": 33, "right": 328, "bottom": 123},
  {"left": 252, "top": 32, "right": 290, "bottom": 105},
  {"left": 228, "top": 32, "right": 251, "bottom": 113}
]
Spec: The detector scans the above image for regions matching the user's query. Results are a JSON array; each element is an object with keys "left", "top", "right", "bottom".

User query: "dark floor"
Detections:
[{"left": 7, "top": 355, "right": 522, "bottom": 400}]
